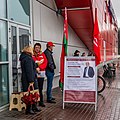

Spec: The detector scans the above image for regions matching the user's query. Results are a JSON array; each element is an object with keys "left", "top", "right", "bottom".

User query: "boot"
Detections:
[
  {"left": 26, "top": 105, "right": 35, "bottom": 115},
  {"left": 32, "top": 103, "right": 41, "bottom": 112},
  {"left": 39, "top": 101, "right": 46, "bottom": 107}
]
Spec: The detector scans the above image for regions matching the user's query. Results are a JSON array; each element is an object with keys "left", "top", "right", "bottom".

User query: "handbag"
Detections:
[{"left": 21, "top": 84, "right": 40, "bottom": 105}]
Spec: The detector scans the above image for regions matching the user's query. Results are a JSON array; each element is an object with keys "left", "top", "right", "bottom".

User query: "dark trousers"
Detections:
[{"left": 37, "top": 77, "right": 44, "bottom": 102}]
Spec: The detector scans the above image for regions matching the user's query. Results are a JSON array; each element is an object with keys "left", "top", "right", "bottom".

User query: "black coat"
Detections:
[
  {"left": 44, "top": 49, "right": 56, "bottom": 73},
  {"left": 19, "top": 52, "right": 37, "bottom": 92}
]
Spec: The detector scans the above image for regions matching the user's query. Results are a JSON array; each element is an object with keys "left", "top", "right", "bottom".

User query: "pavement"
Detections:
[{"left": 0, "top": 67, "right": 120, "bottom": 120}]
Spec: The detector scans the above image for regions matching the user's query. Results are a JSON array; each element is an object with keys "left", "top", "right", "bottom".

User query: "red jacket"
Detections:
[{"left": 32, "top": 52, "right": 48, "bottom": 71}]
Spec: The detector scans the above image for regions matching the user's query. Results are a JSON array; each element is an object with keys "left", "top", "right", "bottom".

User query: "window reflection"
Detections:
[
  {"left": 19, "top": 28, "right": 29, "bottom": 53},
  {"left": 11, "top": 26, "right": 18, "bottom": 92},
  {"left": 0, "top": 0, "right": 7, "bottom": 18},
  {"left": 0, "top": 65, "right": 9, "bottom": 107},
  {"left": 0, "top": 21, "right": 8, "bottom": 61},
  {"left": 8, "top": 0, "right": 30, "bottom": 25}
]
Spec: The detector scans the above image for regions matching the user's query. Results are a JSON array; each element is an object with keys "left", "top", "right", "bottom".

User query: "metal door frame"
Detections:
[{"left": 8, "top": 23, "right": 31, "bottom": 94}]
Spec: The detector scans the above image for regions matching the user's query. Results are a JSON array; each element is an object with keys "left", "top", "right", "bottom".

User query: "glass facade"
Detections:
[
  {"left": 8, "top": 0, "right": 30, "bottom": 25},
  {"left": 0, "top": 65, "right": 9, "bottom": 107},
  {"left": 0, "top": 0, "right": 7, "bottom": 18},
  {"left": 0, "top": 0, "right": 31, "bottom": 108},
  {"left": 0, "top": 21, "right": 9, "bottom": 107},
  {"left": 0, "top": 21, "right": 8, "bottom": 61}
]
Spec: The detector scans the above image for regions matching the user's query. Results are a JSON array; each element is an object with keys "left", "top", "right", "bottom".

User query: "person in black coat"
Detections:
[
  {"left": 74, "top": 50, "right": 80, "bottom": 56},
  {"left": 44, "top": 42, "right": 56, "bottom": 103},
  {"left": 83, "top": 62, "right": 94, "bottom": 78},
  {"left": 19, "top": 46, "right": 37, "bottom": 92},
  {"left": 81, "top": 52, "right": 86, "bottom": 57},
  {"left": 19, "top": 46, "right": 40, "bottom": 114}
]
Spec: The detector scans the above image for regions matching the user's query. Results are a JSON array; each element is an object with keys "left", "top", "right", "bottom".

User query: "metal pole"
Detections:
[
  {"left": 62, "top": 7, "right": 90, "bottom": 11},
  {"left": 103, "top": 41, "right": 106, "bottom": 62}
]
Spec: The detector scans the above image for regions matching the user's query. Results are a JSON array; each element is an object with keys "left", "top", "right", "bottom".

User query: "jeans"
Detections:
[
  {"left": 37, "top": 77, "right": 44, "bottom": 102},
  {"left": 46, "top": 70, "right": 54, "bottom": 100}
]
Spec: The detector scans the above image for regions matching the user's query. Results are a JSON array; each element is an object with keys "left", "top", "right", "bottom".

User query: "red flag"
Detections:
[
  {"left": 59, "top": 7, "right": 68, "bottom": 89},
  {"left": 93, "top": 8, "right": 101, "bottom": 66}
]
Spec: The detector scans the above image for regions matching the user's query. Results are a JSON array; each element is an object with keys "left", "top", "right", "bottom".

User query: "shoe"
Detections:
[
  {"left": 26, "top": 109, "right": 35, "bottom": 115},
  {"left": 47, "top": 100, "right": 56, "bottom": 103},
  {"left": 32, "top": 104, "right": 41, "bottom": 112},
  {"left": 51, "top": 97, "right": 55, "bottom": 100},
  {"left": 26, "top": 105, "right": 36, "bottom": 115},
  {"left": 39, "top": 102, "right": 46, "bottom": 107},
  {"left": 33, "top": 107, "right": 41, "bottom": 112}
]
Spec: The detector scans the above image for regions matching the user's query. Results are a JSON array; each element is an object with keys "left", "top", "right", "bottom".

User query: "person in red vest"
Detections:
[{"left": 33, "top": 43, "right": 48, "bottom": 107}]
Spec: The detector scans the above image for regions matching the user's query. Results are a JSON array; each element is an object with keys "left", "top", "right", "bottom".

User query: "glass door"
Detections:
[
  {"left": 9, "top": 23, "right": 31, "bottom": 92},
  {"left": 11, "top": 25, "right": 18, "bottom": 92},
  {"left": 17, "top": 26, "right": 31, "bottom": 92}
]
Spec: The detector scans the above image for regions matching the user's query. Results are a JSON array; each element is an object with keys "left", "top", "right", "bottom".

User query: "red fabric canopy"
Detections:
[{"left": 55, "top": 0, "right": 94, "bottom": 51}]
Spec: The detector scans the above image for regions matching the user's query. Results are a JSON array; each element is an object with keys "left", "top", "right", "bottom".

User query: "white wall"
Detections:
[{"left": 32, "top": 0, "right": 89, "bottom": 90}]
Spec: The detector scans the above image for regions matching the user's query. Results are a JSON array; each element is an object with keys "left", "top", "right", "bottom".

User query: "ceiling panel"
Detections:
[{"left": 55, "top": 0, "right": 90, "bottom": 9}]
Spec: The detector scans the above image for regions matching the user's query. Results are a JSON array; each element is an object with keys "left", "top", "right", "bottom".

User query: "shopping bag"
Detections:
[{"left": 21, "top": 84, "right": 40, "bottom": 105}]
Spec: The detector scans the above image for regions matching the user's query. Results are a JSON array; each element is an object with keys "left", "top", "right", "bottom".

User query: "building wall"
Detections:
[
  {"left": 118, "top": 28, "right": 120, "bottom": 55},
  {"left": 92, "top": 0, "right": 118, "bottom": 62},
  {"left": 32, "top": 0, "right": 89, "bottom": 89}
]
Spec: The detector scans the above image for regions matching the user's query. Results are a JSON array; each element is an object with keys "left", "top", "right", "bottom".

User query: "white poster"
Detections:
[
  {"left": 64, "top": 57, "right": 97, "bottom": 103},
  {"left": 64, "top": 57, "right": 96, "bottom": 91}
]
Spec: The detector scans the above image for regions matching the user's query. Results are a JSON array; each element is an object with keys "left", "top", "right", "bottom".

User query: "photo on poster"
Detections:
[{"left": 82, "top": 61, "right": 95, "bottom": 79}]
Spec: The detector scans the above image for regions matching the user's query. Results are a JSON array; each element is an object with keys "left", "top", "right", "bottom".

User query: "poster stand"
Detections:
[{"left": 63, "top": 56, "right": 97, "bottom": 111}]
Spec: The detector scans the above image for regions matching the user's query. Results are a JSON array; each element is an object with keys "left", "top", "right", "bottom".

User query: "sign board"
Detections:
[{"left": 63, "top": 57, "right": 97, "bottom": 110}]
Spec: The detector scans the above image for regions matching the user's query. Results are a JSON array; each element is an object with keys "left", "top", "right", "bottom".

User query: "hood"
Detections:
[{"left": 19, "top": 52, "right": 31, "bottom": 61}]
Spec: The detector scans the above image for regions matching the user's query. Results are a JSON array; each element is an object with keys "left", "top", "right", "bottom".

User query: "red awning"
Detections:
[{"left": 55, "top": 0, "right": 94, "bottom": 51}]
